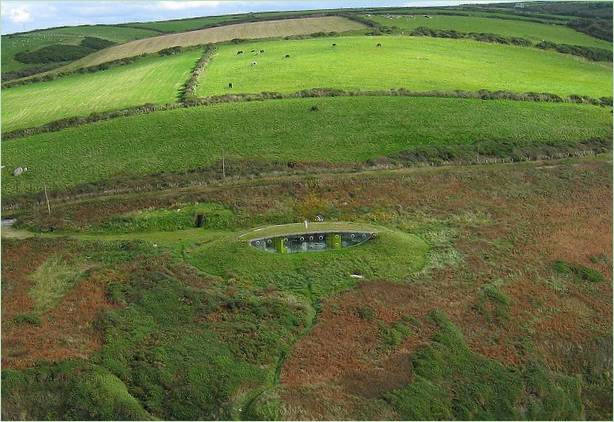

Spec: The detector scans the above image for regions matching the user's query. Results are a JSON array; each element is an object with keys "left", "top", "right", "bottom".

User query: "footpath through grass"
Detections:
[
  {"left": 3, "top": 96, "right": 611, "bottom": 195},
  {"left": 367, "top": 14, "right": 612, "bottom": 50},
  {"left": 197, "top": 36, "right": 612, "bottom": 98},
  {"left": 1, "top": 49, "right": 201, "bottom": 132}
]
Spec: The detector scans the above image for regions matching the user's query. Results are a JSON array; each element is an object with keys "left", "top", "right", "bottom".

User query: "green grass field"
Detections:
[
  {"left": 2, "top": 25, "right": 159, "bottom": 73},
  {"left": 1, "top": 49, "right": 201, "bottom": 132},
  {"left": 3, "top": 96, "right": 611, "bottom": 195},
  {"left": 119, "top": 10, "right": 333, "bottom": 33},
  {"left": 197, "top": 36, "right": 612, "bottom": 98},
  {"left": 44, "top": 17, "right": 364, "bottom": 75},
  {"left": 367, "top": 14, "right": 612, "bottom": 50}
]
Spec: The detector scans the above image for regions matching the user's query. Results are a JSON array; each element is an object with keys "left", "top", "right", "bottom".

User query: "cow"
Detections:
[
  {"left": 228, "top": 82, "right": 233, "bottom": 88},
  {"left": 260, "top": 49, "right": 265, "bottom": 53},
  {"left": 237, "top": 50, "right": 243, "bottom": 55},
  {"left": 284, "top": 54, "right": 290, "bottom": 58},
  {"left": 13, "top": 166, "right": 27, "bottom": 176},
  {"left": 377, "top": 43, "right": 382, "bottom": 47},
  {"left": 251, "top": 61, "right": 257, "bottom": 65},
  {"left": 332, "top": 43, "right": 336, "bottom": 47}
]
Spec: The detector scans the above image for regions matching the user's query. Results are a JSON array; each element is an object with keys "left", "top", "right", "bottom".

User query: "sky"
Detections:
[{"left": 1, "top": 0, "right": 509, "bottom": 34}]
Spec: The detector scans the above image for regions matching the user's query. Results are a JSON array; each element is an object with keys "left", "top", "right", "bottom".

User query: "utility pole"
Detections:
[{"left": 44, "top": 185, "right": 51, "bottom": 216}]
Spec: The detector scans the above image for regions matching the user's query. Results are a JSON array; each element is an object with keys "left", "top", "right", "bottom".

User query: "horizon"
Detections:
[{"left": 2, "top": 0, "right": 511, "bottom": 35}]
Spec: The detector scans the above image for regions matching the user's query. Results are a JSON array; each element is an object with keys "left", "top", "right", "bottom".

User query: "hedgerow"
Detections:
[
  {"left": 410, "top": 26, "right": 612, "bottom": 61},
  {"left": 3, "top": 87, "right": 610, "bottom": 140},
  {"left": 2, "top": 45, "right": 200, "bottom": 89},
  {"left": 180, "top": 45, "right": 216, "bottom": 103}
]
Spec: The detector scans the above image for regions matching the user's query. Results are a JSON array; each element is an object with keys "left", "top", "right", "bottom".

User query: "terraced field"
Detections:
[
  {"left": 2, "top": 49, "right": 200, "bottom": 132},
  {"left": 197, "top": 36, "right": 612, "bottom": 98},
  {"left": 3, "top": 97, "right": 611, "bottom": 195},
  {"left": 368, "top": 14, "right": 613, "bottom": 49},
  {"left": 49, "top": 17, "right": 364, "bottom": 73}
]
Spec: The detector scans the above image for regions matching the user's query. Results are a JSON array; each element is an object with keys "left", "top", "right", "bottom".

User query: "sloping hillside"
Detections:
[{"left": 47, "top": 17, "right": 364, "bottom": 73}]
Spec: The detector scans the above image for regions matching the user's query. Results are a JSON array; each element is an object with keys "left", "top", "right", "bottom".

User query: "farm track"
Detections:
[{"left": 4, "top": 154, "right": 607, "bottom": 214}]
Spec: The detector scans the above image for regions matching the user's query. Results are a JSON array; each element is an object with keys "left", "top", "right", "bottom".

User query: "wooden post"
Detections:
[
  {"left": 44, "top": 185, "right": 51, "bottom": 215},
  {"left": 222, "top": 148, "right": 226, "bottom": 179}
]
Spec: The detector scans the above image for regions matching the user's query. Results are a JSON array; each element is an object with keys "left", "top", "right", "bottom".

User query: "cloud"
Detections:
[
  {"left": 1, "top": 3, "right": 33, "bottom": 23},
  {"left": 156, "top": 1, "right": 222, "bottom": 11}
]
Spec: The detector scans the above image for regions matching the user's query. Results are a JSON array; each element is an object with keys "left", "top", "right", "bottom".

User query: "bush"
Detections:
[
  {"left": 12, "top": 313, "right": 41, "bottom": 325},
  {"left": 410, "top": 26, "right": 611, "bottom": 61},
  {"left": 384, "top": 310, "right": 583, "bottom": 420},
  {"left": 15, "top": 44, "right": 94, "bottom": 64},
  {"left": 158, "top": 46, "right": 183, "bottom": 56},
  {"left": 568, "top": 18, "right": 612, "bottom": 42},
  {"left": 80, "top": 36, "right": 115, "bottom": 50},
  {"left": 356, "top": 306, "right": 375, "bottom": 320},
  {"left": 552, "top": 260, "right": 605, "bottom": 283},
  {"left": 536, "top": 41, "right": 612, "bottom": 62},
  {"left": 180, "top": 45, "right": 215, "bottom": 103}
]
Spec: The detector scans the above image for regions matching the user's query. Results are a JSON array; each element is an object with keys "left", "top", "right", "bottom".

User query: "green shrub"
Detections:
[
  {"left": 15, "top": 44, "right": 94, "bottom": 64},
  {"left": 80, "top": 37, "right": 115, "bottom": 50},
  {"left": 356, "top": 306, "right": 375, "bottom": 320},
  {"left": 552, "top": 260, "right": 605, "bottom": 283},
  {"left": 12, "top": 313, "right": 41, "bottom": 325},
  {"left": 384, "top": 310, "right": 584, "bottom": 420},
  {"left": 379, "top": 320, "right": 413, "bottom": 347}
]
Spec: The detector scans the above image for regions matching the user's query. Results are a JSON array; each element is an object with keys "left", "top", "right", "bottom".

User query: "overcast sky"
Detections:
[{"left": 1, "top": 1, "right": 509, "bottom": 35}]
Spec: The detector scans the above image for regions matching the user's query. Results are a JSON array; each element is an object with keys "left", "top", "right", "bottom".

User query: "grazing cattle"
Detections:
[
  {"left": 332, "top": 43, "right": 336, "bottom": 47},
  {"left": 377, "top": 43, "right": 382, "bottom": 47},
  {"left": 251, "top": 49, "right": 256, "bottom": 52},
  {"left": 284, "top": 54, "right": 290, "bottom": 58},
  {"left": 13, "top": 166, "right": 26, "bottom": 176},
  {"left": 260, "top": 49, "right": 265, "bottom": 53},
  {"left": 237, "top": 50, "right": 243, "bottom": 55},
  {"left": 251, "top": 61, "right": 257, "bottom": 65},
  {"left": 228, "top": 82, "right": 233, "bottom": 88}
]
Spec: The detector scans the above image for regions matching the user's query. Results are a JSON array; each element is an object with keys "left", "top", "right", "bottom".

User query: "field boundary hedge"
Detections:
[
  {"left": 180, "top": 45, "right": 216, "bottom": 103},
  {"left": 1, "top": 44, "right": 204, "bottom": 89},
  {"left": 3, "top": 88, "right": 611, "bottom": 140},
  {"left": 3, "top": 138, "right": 610, "bottom": 210},
  {"left": 408, "top": 26, "right": 613, "bottom": 62}
]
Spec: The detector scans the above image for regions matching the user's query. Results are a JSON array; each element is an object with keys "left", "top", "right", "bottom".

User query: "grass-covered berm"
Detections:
[
  {"left": 2, "top": 154, "right": 611, "bottom": 420},
  {"left": 3, "top": 96, "right": 611, "bottom": 196},
  {"left": 197, "top": 36, "right": 612, "bottom": 97}
]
